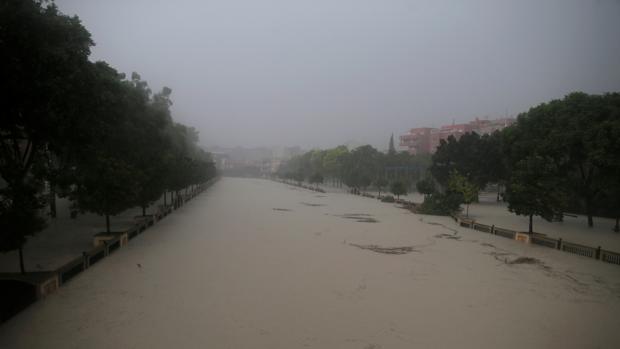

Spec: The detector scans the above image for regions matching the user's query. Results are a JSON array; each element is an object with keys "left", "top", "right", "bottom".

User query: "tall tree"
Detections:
[
  {"left": 505, "top": 155, "right": 567, "bottom": 233},
  {"left": 416, "top": 177, "right": 436, "bottom": 200},
  {"left": 0, "top": 0, "right": 94, "bottom": 272},
  {"left": 388, "top": 134, "right": 396, "bottom": 155},
  {"left": 390, "top": 181, "right": 407, "bottom": 199},
  {"left": 373, "top": 177, "right": 388, "bottom": 197}
]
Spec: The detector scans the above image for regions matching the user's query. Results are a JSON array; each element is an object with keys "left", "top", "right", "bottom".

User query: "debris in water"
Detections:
[
  {"left": 349, "top": 243, "right": 417, "bottom": 255},
  {"left": 336, "top": 213, "right": 379, "bottom": 223},
  {"left": 435, "top": 233, "right": 461, "bottom": 240},
  {"left": 273, "top": 208, "right": 292, "bottom": 212},
  {"left": 507, "top": 257, "right": 544, "bottom": 265},
  {"left": 300, "top": 202, "right": 325, "bottom": 207}
]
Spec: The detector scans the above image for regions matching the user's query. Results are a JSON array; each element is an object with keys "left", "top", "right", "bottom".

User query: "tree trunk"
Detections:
[
  {"left": 49, "top": 182, "right": 56, "bottom": 218},
  {"left": 164, "top": 191, "right": 167, "bottom": 206},
  {"left": 614, "top": 216, "right": 619, "bottom": 233},
  {"left": 466, "top": 204, "right": 469, "bottom": 217},
  {"left": 106, "top": 214, "right": 111, "bottom": 234},
  {"left": 529, "top": 214, "right": 533, "bottom": 233},
  {"left": 585, "top": 196, "right": 594, "bottom": 227},
  {"left": 19, "top": 246, "right": 26, "bottom": 274},
  {"left": 496, "top": 184, "right": 501, "bottom": 202},
  {"left": 142, "top": 206, "right": 146, "bottom": 216}
]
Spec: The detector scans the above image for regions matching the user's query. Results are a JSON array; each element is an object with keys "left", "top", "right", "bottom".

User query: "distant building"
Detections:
[
  {"left": 208, "top": 146, "right": 304, "bottom": 175},
  {"left": 399, "top": 117, "right": 515, "bottom": 155},
  {"left": 398, "top": 127, "right": 436, "bottom": 155}
]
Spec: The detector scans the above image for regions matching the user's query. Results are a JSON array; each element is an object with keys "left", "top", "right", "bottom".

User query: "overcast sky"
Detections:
[{"left": 55, "top": 0, "right": 620, "bottom": 149}]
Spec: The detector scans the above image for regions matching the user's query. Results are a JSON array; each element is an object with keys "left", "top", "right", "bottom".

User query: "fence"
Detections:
[
  {"left": 561, "top": 241, "right": 597, "bottom": 259},
  {"left": 531, "top": 235, "right": 560, "bottom": 249},
  {"left": 473, "top": 223, "right": 492, "bottom": 233},
  {"left": 493, "top": 227, "right": 516, "bottom": 239},
  {"left": 453, "top": 214, "right": 620, "bottom": 267},
  {"left": 600, "top": 250, "right": 620, "bottom": 265}
]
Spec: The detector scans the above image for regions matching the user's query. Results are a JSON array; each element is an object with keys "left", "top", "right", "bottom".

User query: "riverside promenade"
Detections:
[{"left": 0, "top": 177, "right": 619, "bottom": 348}]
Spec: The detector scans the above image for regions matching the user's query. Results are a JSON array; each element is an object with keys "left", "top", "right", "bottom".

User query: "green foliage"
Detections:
[
  {"left": 280, "top": 144, "right": 429, "bottom": 191},
  {"left": 430, "top": 132, "right": 501, "bottom": 189},
  {"left": 0, "top": 182, "right": 47, "bottom": 253},
  {"left": 309, "top": 172, "right": 324, "bottom": 186},
  {"left": 373, "top": 177, "right": 388, "bottom": 196},
  {"left": 0, "top": 1, "right": 218, "bottom": 267},
  {"left": 417, "top": 192, "right": 463, "bottom": 216},
  {"left": 0, "top": 0, "right": 94, "bottom": 270},
  {"left": 341, "top": 145, "right": 380, "bottom": 190},
  {"left": 505, "top": 155, "right": 567, "bottom": 232},
  {"left": 426, "top": 92, "right": 620, "bottom": 230},
  {"left": 416, "top": 178, "right": 436, "bottom": 197},
  {"left": 293, "top": 171, "right": 305, "bottom": 184},
  {"left": 72, "top": 156, "right": 140, "bottom": 227},
  {"left": 447, "top": 170, "right": 478, "bottom": 217},
  {"left": 502, "top": 92, "right": 620, "bottom": 229},
  {"left": 388, "top": 134, "right": 396, "bottom": 155},
  {"left": 390, "top": 181, "right": 407, "bottom": 199}
]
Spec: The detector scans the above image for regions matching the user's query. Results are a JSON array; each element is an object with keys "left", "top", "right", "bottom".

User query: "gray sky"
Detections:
[{"left": 55, "top": 0, "right": 620, "bottom": 149}]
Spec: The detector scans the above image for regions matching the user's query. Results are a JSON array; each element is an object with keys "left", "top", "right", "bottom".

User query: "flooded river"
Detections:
[{"left": 1, "top": 177, "right": 619, "bottom": 348}]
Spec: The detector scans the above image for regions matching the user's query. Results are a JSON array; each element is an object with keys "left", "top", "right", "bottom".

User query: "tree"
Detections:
[
  {"left": 322, "top": 146, "right": 348, "bottom": 186},
  {"left": 293, "top": 171, "right": 305, "bottom": 185},
  {"left": 447, "top": 171, "right": 478, "bottom": 217},
  {"left": 0, "top": 182, "right": 46, "bottom": 274},
  {"left": 416, "top": 178, "right": 436, "bottom": 199},
  {"left": 390, "top": 181, "right": 407, "bottom": 199},
  {"left": 373, "top": 177, "right": 388, "bottom": 197},
  {"left": 130, "top": 84, "right": 173, "bottom": 216},
  {"left": 73, "top": 155, "right": 140, "bottom": 233},
  {"left": 506, "top": 92, "right": 620, "bottom": 228},
  {"left": 309, "top": 172, "right": 324, "bottom": 188},
  {"left": 505, "top": 155, "right": 567, "bottom": 233},
  {"left": 388, "top": 134, "right": 396, "bottom": 155},
  {"left": 71, "top": 67, "right": 149, "bottom": 233},
  {"left": 342, "top": 145, "right": 380, "bottom": 190},
  {"left": 430, "top": 133, "right": 487, "bottom": 187},
  {"left": 0, "top": 0, "right": 94, "bottom": 272}
]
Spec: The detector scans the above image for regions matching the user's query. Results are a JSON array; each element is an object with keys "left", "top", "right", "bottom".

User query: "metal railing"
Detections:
[{"left": 453, "top": 214, "right": 619, "bottom": 266}]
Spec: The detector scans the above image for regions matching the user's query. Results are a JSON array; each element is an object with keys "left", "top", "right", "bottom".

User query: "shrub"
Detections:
[
  {"left": 381, "top": 195, "right": 395, "bottom": 203},
  {"left": 417, "top": 192, "right": 463, "bottom": 216}
]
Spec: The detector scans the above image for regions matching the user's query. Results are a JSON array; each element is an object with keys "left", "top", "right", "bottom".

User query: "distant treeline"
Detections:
[
  {"left": 0, "top": 1, "right": 216, "bottom": 272},
  {"left": 277, "top": 135, "right": 431, "bottom": 190}
]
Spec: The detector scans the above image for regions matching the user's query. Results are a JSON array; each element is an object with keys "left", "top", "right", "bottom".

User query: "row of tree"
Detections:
[
  {"left": 426, "top": 92, "right": 620, "bottom": 233},
  {"left": 277, "top": 140, "right": 430, "bottom": 193},
  {"left": 0, "top": 0, "right": 216, "bottom": 272}
]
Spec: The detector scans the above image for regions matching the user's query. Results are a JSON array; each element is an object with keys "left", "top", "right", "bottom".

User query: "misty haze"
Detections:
[{"left": 1, "top": 0, "right": 620, "bottom": 348}]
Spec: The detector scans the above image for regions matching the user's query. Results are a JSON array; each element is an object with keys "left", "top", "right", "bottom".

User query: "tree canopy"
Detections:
[{"left": 0, "top": 0, "right": 217, "bottom": 272}]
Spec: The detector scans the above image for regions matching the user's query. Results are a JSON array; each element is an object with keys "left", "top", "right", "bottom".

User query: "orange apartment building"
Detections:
[{"left": 399, "top": 118, "right": 515, "bottom": 155}]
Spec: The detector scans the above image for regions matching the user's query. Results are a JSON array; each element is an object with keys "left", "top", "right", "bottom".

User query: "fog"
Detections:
[{"left": 55, "top": 0, "right": 620, "bottom": 149}]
